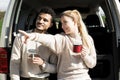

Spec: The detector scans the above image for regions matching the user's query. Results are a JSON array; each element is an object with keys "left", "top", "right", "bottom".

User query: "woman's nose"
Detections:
[
  {"left": 62, "top": 25, "right": 66, "bottom": 29},
  {"left": 62, "top": 25, "right": 64, "bottom": 29}
]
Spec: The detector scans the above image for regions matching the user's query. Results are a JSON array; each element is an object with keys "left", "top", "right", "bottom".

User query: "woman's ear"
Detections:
[
  {"left": 73, "top": 19, "right": 77, "bottom": 25},
  {"left": 74, "top": 21, "right": 77, "bottom": 27}
]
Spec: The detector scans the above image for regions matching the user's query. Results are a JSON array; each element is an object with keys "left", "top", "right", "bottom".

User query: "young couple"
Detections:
[{"left": 10, "top": 6, "right": 96, "bottom": 80}]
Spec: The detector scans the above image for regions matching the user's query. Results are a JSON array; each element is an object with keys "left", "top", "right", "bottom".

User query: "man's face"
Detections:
[{"left": 35, "top": 13, "right": 52, "bottom": 31}]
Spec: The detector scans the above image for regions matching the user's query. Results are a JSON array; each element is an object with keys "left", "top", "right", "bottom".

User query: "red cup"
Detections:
[{"left": 73, "top": 45, "right": 82, "bottom": 53}]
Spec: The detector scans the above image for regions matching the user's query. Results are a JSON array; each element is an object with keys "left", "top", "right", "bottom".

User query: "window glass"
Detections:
[{"left": 0, "top": 0, "right": 10, "bottom": 37}]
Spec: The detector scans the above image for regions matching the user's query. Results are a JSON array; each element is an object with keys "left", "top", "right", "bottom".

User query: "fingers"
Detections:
[
  {"left": 19, "top": 30, "right": 37, "bottom": 41},
  {"left": 18, "top": 30, "right": 29, "bottom": 44},
  {"left": 21, "top": 35, "right": 28, "bottom": 44},
  {"left": 18, "top": 30, "right": 29, "bottom": 38},
  {"left": 80, "top": 46, "right": 89, "bottom": 58},
  {"left": 32, "top": 57, "right": 44, "bottom": 65}
]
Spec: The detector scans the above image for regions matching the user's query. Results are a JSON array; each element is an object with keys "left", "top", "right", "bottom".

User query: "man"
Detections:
[{"left": 10, "top": 7, "right": 57, "bottom": 80}]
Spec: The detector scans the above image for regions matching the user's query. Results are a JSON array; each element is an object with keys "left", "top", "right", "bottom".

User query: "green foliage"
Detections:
[
  {"left": 102, "top": 15, "right": 106, "bottom": 23},
  {"left": 0, "top": 12, "right": 5, "bottom": 19},
  {"left": 0, "top": 19, "right": 3, "bottom": 35},
  {"left": 0, "top": 12, "right": 5, "bottom": 36}
]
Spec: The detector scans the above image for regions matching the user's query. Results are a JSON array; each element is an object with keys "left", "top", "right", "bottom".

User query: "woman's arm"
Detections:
[
  {"left": 18, "top": 30, "right": 65, "bottom": 54},
  {"left": 81, "top": 36, "right": 97, "bottom": 68}
]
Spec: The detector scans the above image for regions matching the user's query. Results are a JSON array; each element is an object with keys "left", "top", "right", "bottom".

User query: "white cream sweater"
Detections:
[
  {"left": 32, "top": 33, "right": 97, "bottom": 80},
  {"left": 10, "top": 33, "right": 57, "bottom": 80}
]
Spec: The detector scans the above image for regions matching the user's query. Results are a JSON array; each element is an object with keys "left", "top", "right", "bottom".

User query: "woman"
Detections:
[{"left": 19, "top": 9, "right": 97, "bottom": 80}]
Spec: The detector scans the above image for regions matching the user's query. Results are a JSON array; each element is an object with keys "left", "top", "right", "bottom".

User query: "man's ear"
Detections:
[{"left": 50, "top": 23, "right": 53, "bottom": 28}]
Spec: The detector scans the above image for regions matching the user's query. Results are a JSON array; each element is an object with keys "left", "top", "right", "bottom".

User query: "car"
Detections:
[{"left": 0, "top": 0, "right": 120, "bottom": 80}]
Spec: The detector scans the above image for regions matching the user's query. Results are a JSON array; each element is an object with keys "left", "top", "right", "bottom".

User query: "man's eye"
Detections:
[{"left": 44, "top": 19, "right": 48, "bottom": 22}]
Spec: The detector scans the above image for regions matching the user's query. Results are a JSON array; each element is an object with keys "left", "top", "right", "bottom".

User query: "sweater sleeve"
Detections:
[
  {"left": 34, "top": 33, "right": 65, "bottom": 54},
  {"left": 41, "top": 53, "right": 57, "bottom": 73},
  {"left": 81, "top": 36, "right": 97, "bottom": 68},
  {"left": 10, "top": 35, "right": 22, "bottom": 80},
  {"left": 41, "top": 61, "right": 57, "bottom": 73}
]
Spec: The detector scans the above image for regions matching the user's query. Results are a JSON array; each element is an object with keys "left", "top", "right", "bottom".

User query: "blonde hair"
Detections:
[{"left": 61, "top": 10, "right": 91, "bottom": 48}]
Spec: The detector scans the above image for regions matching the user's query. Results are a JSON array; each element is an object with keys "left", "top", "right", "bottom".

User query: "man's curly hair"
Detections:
[{"left": 37, "top": 6, "right": 56, "bottom": 22}]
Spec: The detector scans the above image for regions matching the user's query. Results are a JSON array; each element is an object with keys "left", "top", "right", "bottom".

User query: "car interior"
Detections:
[{"left": 8, "top": 0, "right": 119, "bottom": 80}]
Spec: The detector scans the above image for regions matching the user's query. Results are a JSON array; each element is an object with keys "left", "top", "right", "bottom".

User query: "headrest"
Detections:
[{"left": 84, "top": 14, "right": 100, "bottom": 26}]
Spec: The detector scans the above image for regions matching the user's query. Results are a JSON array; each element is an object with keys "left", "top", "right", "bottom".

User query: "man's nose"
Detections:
[{"left": 38, "top": 19, "right": 44, "bottom": 23}]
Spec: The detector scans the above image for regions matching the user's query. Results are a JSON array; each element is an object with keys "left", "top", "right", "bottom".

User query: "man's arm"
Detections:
[
  {"left": 10, "top": 35, "right": 22, "bottom": 80},
  {"left": 41, "top": 53, "right": 57, "bottom": 73}
]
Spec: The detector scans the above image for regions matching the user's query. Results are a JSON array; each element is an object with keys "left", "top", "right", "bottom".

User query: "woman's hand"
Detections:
[
  {"left": 80, "top": 46, "right": 90, "bottom": 58},
  {"left": 18, "top": 30, "right": 36, "bottom": 43}
]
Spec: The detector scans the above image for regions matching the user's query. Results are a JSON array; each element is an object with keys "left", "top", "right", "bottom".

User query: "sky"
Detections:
[{"left": 0, "top": 0, "right": 10, "bottom": 11}]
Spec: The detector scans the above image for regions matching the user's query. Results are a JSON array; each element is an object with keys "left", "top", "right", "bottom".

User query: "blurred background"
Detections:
[{"left": 0, "top": 0, "right": 10, "bottom": 36}]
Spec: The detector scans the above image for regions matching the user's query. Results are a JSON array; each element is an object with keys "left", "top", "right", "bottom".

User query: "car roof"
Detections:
[{"left": 23, "top": 0, "right": 104, "bottom": 14}]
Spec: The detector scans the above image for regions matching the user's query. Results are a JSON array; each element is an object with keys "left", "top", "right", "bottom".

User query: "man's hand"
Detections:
[{"left": 32, "top": 57, "right": 44, "bottom": 66}]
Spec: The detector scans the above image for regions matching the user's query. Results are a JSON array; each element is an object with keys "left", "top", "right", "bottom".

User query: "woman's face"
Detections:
[{"left": 61, "top": 15, "right": 77, "bottom": 35}]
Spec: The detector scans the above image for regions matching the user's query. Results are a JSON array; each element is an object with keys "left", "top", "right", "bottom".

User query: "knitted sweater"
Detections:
[
  {"left": 10, "top": 33, "right": 57, "bottom": 80},
  {"left": 31, "top": 33, "right": 97, "bottom": 80}
]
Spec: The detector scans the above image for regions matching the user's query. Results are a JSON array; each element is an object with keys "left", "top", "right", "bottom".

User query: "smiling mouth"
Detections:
[{"left": 37, "top": 24, "right": 44, "bottom": 27}]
